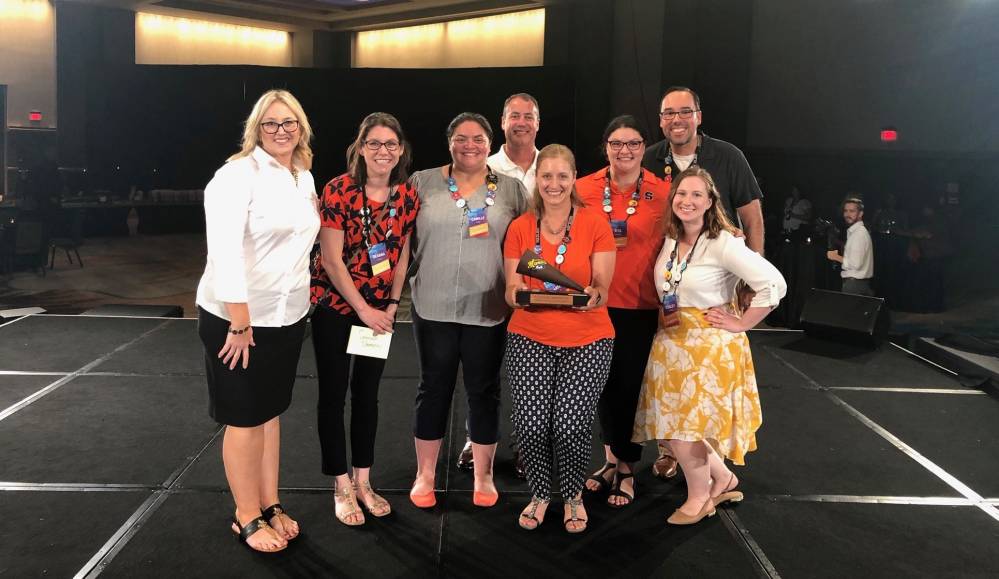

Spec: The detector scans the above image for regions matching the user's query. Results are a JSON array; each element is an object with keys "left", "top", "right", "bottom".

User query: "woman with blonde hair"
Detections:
[
  {"left": 503, "top": 144, "right": 615, "bottom": 533},
  {"left": 632, "top": 166, "right": 785, "bottom": 526},
  {"left": 196, "top": 89, "right": 319, "bottom": 552}
]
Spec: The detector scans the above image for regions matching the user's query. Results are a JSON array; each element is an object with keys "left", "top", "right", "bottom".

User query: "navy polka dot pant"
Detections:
[{"left": 506, "top": 333, "right": 614, "bottom": 501}]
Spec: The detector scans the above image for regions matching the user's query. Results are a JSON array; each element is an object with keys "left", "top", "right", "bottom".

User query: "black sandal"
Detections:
[
  {"left": 231, "top": 515, "right": 286, "bottom": 553},
  {"left": 262, "top": 503, "right": 299, "bottom": 539},
  {"left": 607, "top": 470, "right": 635, "bottom": 509},
  {"left": 584, "top": 462, "right": 616, "bottom": 494}
]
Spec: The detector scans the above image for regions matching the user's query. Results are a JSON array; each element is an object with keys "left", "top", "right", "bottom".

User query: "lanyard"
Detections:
[
  {"left": 662, "top": 232, "right": 703, "bottom": 294},
  {"left": 535, "top": 206, "right": 575, "bottom": 264},
  {"left": 359, "top": 184, "right": 400, "bottom": 250},
  {"left": 601, "top": 168, "right": 643, "bottom": 221},
  {"left": 534, "top": 206, "right": 575, "bottom": 292},
  {"left": 664, "top": 137, "right": 703, "bottom": 184},
  {"left": 447, "top": 164, "right": 498, "bottom": 211}
]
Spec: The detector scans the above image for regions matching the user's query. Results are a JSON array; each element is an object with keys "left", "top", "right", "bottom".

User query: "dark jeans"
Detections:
[
  {"left": 842, "top": 277, "right": 874, "bottom": 297},
  {"left": 312, "top": 305, "right": 386, "bottom": 476},
  {"left": 412, "top": 309, "right": 505, "bottom": 444},
  {"left": 598, "top": 308, "right": 658, "bottom": 464}
]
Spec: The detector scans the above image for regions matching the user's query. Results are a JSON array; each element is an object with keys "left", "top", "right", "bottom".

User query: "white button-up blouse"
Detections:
[{"left": 196, "top": 146, "right": 321, "bottom": 327}]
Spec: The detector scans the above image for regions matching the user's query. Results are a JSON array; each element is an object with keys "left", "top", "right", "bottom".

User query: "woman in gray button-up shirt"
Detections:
[{"left": 408, "top": 112, "right": 527, "bottom": 509}]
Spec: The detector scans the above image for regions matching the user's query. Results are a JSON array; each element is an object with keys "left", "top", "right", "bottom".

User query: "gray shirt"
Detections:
[{"left": 409, "top": 167, "right": 528, "bottom": 326}]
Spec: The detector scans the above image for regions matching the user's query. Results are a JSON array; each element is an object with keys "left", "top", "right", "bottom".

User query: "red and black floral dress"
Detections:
[{"left": 310, "top": 173, "right": 419, "bottom": 316}]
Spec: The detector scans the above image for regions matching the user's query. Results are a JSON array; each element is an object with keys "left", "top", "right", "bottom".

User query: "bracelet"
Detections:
[
  {"left": 228, "top": 325, "right": 251, "bottom": 335},
  {"left": 386, "top": 298, "right": 400, "bottom": 305}
]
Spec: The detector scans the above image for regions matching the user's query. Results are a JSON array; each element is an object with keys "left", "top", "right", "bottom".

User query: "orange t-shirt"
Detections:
[
  {"left": 576, "top": 167, "right": 670, "bottom": 309},
  {"left": 503, "top": 207, "right": 616, "bottom": 347}
]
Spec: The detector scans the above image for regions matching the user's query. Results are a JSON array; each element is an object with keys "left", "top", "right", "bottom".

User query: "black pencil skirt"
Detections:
[{"left": 198, "top": 306, "right": 307, "bottom": 427}]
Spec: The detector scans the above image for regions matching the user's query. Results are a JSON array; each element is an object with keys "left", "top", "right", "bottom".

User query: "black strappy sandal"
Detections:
[
  {"left": 262, "top": 503, "right": 299, "bottom": 540},
  {"left": 584, "top": 462, "right": 616, "bottom": 494},
  {"left": 563, "top": 497, "right": 588, "bottom": 534},
  {"left": 607, "top": 470, "right": 636, "bottom": 509},
  {"left": 231, "top": 515, "right": 286, "bottom": 553}
]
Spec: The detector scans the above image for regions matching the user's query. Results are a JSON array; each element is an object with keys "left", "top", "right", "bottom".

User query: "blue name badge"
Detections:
[
  {"left": 368, "top": 242, "right": 390, "bottom": 276},
  {"left": 467, "top": 207, "right": 489, "bottom": 238},
  {"left": 660, "top": 292, "right": 680, "bottom": 328},
  {"left": 610, "top": 219, "right": 628, "bottom": 248}
]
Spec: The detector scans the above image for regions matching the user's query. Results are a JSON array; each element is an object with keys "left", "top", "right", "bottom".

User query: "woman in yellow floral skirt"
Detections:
[{"left": 632, "top": 166, "right": 786, "bottom": 525}]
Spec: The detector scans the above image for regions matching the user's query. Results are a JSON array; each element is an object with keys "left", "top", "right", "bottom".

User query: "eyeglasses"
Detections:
[
  {"left": 261, "top": 120, "right": 300, "bottom": 134},
  {"left": 659, "top": 109, "right": 699, "bottom": 120},
  {"left": 364, "top": 139, "right": 401, "bottom": 152},
  {"left": 451, "top": 136, "right": 488, "bottom": 146},
  {"left": 607, "top": 139, "right": 644, "bottom": 151}
]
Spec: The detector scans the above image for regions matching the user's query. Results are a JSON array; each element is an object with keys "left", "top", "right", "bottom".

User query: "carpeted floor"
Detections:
[{"left": 2, "top": 316, "right": 998, "bottom": 577}]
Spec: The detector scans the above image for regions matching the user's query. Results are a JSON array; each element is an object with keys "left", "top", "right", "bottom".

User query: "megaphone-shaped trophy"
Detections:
[{"left": 515, "top": 250, "right": 591, "bottom": 307}]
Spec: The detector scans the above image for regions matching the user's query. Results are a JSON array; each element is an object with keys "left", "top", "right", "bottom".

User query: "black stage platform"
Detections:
[{"left": 1, "top": 315, "right": 998, "bottom": 578}]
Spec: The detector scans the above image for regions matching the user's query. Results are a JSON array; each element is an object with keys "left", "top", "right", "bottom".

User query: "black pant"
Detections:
[
  {"left": 597, "top": 307, "right": 658, "bottom": 464},
  {"left": 312, "top": 305, "right": 386, "bottom": 476},
  {"left": 412, "top": 309, "right": 505, "bottom": 444}
]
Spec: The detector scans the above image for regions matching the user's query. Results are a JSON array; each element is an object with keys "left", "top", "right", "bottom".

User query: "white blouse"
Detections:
[
  {"left": 653, "top": 230, "right": 787, "bottom": 310},
  {"left": 196, "top": 146, "right": 320, "bottom": 327}
]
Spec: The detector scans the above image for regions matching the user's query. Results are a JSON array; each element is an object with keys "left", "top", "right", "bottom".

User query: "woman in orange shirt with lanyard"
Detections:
[
  {"left": 577, "top": 115, "right": 670, "bottom": 507},
  {"left": 504, "top": 144, "right": 616, "bottom": 533}
]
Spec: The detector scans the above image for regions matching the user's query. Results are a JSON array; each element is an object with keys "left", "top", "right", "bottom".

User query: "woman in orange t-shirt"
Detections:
[
  {"left": 576, "top": 115, "right": 671, "bottom": 507},
  {"left": 503, "top": 144, "right": 616, "bottom": 534}
]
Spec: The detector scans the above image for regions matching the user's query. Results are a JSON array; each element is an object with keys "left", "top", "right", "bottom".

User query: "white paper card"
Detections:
[{"left": 346, "top": 325, "right": 393, "bottom": 359}]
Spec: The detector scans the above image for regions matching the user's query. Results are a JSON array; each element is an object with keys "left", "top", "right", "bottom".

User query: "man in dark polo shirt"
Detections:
[
  {"left": 644, "top": 86, "right": 765, "bottom": 254},
  {"left": 643, "top": 86, "right": 766, "bottom": 480}
]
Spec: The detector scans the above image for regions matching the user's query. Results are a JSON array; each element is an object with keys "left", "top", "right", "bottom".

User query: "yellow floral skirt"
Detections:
[{"left": 632, "top": 307, "right": 762, "bottom": 465}]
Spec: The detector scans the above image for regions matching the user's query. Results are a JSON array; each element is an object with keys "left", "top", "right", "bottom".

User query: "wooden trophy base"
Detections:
[{"left": 516, "top": 289, "right": 590, "bottom": 308}]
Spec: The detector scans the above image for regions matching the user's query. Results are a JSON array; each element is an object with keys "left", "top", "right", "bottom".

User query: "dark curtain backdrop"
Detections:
[{"left": 83, "top": 65, "right": 576, "bottom": 192}]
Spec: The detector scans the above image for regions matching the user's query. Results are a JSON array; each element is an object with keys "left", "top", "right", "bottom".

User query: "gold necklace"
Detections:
[{"left": 290, "top": 167, "right": 299, "bottom": 187}]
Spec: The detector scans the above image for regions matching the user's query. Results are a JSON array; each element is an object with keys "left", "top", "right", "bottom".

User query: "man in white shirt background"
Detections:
[
  {"left": 457, "top": 92, "right": 541, "bottom": 477},
  {"left": 827, "top": 197, "right": 875, "bottom": 296},
  {"left": 487, "top": 93, "right": 540, "bottom": 200}
]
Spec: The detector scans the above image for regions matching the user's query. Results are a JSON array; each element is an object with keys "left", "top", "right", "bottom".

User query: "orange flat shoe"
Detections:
[
  {"left": 472, "top": 491, "right": 499, "bottom": 508},
  {"left": 410, "top": 489, "right": 436, "bottom": 509}
]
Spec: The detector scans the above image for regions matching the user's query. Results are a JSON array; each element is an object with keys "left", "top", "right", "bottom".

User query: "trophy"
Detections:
[{"left": 515, "top": 251, "right": 590, "bottom": 307}]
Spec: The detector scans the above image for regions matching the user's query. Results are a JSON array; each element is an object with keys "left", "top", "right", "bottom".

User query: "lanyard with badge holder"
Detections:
[
  {"left": 534, "top": 206, "right": 576, "bottom": 292},
  {"left": 660, "top": 233, "right": 703, "bottom": 328},
  {"left": 448, "top": 164, "right": 498, "bottom": 238},
  {"left": 663, "top": 137, "right": 703, "bottom": 186},
  {"left": 359, "top": 184, "right": 401, "bottom": 277},
  {"left": 601, "top": 168, "right": 645, "bottom": 249}
]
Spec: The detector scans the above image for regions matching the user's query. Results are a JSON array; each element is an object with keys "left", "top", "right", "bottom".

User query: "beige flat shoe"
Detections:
[
  {"left": 355, "top": 480, "right": 392, "bottom": 517},
  {"left": 334, "top": 483, "right": 365, "bottom": 526},
  {"left": 667, "top": 499, "right": 716, "bottom": 525}
]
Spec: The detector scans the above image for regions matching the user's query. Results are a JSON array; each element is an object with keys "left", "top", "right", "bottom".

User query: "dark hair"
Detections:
[
  {"left": 600, "top": 114, "right": 648, "bottom": 160},
  {"left": 531, "top": 144, "right": 585, "bottom": 217},
  {"left": 446, "top": 112, "right": 493, "bottom": 144},
  {"left": 502, "top": 93, "right": 540, "bottom": 117},
  {"left": 660, "top": 85, "right": 701, "bottom": 110},
  {"left": 346, "top": 112, "right": 412, "bottom": 187},
  {"left": 664, "top": 166, "right": 738, "bottom": 240}
]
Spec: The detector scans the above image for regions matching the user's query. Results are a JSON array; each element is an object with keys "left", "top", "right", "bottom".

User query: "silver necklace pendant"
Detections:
[{"left": 455, "top": 198, "right": 467, "bottom": 209}]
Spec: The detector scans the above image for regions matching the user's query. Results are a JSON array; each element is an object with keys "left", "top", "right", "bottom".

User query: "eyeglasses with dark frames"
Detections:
[
  {"left": 260, "top": 120, "right": 300, "bottom": 134},
  {"left": 659, "top": 109, "right": 698, "bottom": 120},
  {"left": 364, "top": 139, "right": 401, "bottom": 152},
  {"left": 607, "top": 139, "right": 645, "bottom": 151}
]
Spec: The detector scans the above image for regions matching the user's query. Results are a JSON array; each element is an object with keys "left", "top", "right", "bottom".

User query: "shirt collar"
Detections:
[
  {"left": 252, "top": 146, "right": 299, "bottom": 171},
  {"left": 655, "top": 132, "right": 714, "bottom": 161},
  {"left": 848, "top": 221, "right": 866, "bottom": 233},
  {"left": 494, "top": 144, "right": 538, "bottom": 172}
]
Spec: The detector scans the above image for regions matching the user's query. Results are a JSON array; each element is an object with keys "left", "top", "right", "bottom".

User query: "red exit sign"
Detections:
[
  {"left": 880, "top": 128, "right": 897, "bottom": 142},
  {"left": 29, "top": 111, "right": 43, "bottom": 122}
]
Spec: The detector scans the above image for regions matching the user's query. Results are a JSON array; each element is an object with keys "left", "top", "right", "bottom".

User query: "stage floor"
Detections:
[{"left": 1, "top": 315, "right": 998, "bottom": 578}]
